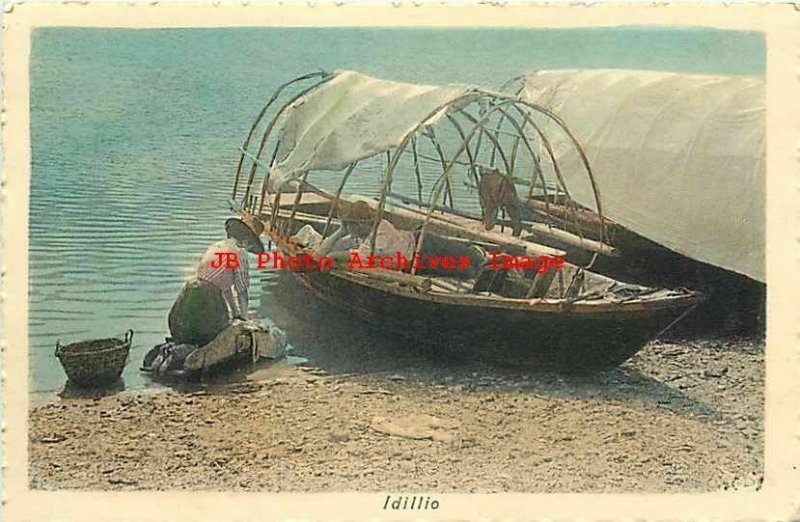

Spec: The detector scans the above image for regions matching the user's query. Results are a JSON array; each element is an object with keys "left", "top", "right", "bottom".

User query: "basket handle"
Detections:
[
  {"left": 55, "top": 339, "right": 62, "bottom": 357},
  {"left": 124, "top": 329, "right": 135, "bottom": 345}
]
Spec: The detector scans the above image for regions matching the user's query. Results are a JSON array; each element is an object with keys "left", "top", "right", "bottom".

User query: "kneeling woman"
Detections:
[{"left": 168, "top": 217, "right": 265, "bottom": 347}]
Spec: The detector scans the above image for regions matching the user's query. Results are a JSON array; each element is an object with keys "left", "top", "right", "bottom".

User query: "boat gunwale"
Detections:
[
  {"left": 325, "top": 267, "right": 704, "bottom": 314},
  {"left": 258, "top": 216, "right": 704, "bottom": 316}
]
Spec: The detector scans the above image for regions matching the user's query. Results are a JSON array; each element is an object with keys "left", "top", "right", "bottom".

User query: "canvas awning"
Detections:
[
  {"left": 269, "top": 70, "right": 472, "bottom": 188},
  {"left": 516, "top": 69, "right": 765, "bottom": 282}
]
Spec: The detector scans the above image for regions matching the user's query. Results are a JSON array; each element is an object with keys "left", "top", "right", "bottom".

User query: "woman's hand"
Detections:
[{"left": 236, "top": 289, "right": 249, "bottom": 320}]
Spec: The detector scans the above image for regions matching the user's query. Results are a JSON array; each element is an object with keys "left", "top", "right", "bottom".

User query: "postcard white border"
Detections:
[{"left": 3, "top": 5, "right": 799, "bottom": 521}]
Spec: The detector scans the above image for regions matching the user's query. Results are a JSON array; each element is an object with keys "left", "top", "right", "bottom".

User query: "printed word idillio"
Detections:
[{"left": 383, "top": 495, "right": 439, "bottom": 510}]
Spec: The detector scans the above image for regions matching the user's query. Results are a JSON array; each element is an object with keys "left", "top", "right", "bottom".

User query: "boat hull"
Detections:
[{"left": 292, "top": 270, "right": 698, "bottom": 373}]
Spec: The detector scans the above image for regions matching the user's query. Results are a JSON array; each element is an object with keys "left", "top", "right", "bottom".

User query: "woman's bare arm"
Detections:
[
  {"left": 235, "top": 288, "right": 248, "bottom": 319},
  {"left": 221, "top": 287, "right": 239, "bottom": 320}
]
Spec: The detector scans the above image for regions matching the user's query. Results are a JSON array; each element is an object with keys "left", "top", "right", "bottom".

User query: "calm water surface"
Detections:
[{"left": 29, "top": 27, "right": 764, "bottom": 396}]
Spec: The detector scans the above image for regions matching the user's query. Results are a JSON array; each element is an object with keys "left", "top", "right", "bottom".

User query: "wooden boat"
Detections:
[{"left": 228, "top": 70, "right": 703, "bottom": 372}]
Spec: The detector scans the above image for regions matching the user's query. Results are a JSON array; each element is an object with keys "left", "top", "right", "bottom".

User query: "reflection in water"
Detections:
[
  {"left": 256, "top": 270, "right": 442, "bottom": 376},
  {"left": 58, "top": 378, "right": 126, "bottom": 400}
]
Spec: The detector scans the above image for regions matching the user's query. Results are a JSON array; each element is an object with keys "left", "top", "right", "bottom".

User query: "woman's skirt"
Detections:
[{"left": 168, "top": 278, "right": 230, "bottom": 347}]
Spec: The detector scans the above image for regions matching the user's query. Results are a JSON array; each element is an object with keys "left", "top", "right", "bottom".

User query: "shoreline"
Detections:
[{"left": 30, "top": 336, "right": 763, "bottom": 492}]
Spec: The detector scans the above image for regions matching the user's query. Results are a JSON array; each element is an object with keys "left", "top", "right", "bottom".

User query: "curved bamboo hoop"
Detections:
[
  {"left": 401, "top": 100, "right": 526, "bottom": 275},
  {"left": 424, "top": 127, "right": 454, "bottom": 208},
  {"left": 502, "top": 99, "right": 606, "bottom": 245},
  {"left": 322, "top": 161, "right": 359, "bottom": 239},
  {"left": 473, "top": 93, "right": 605, "bottom": 221},
  {"left": 410, "top": 137, "right": 424, "bottom": 203},
  {"left": 455, "top": 107, "right": 553, "bottom": 230},
  {"left": 232, "top": 70, "right": 329, "bottom": 200},
  {"left": 367, "top": 90, "right": 488, "bottom": 256},
  {"left": 241, "top": 74, "right": 335, "bottom": 207},
  {"left": 491, "top": 106, "right": 578, "bottom": 231},
  {"left": 474, "top": 100, "right": 606, "bottom": 246},
  {"left": 444, "top": 114, "right": 480, "bottom": 189}
]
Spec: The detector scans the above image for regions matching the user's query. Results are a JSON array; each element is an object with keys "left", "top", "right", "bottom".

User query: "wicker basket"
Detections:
[{"left": 55, "top": 330, "right": 134, "bottom": 387}]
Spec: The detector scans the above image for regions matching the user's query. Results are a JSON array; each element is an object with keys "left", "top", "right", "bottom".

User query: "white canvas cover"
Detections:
[
  {"left": 518, "top": 69, "right": 765, "bottom": 282},
  {"left": 269, "top": 70, "right": 471, "bottom": 188}
]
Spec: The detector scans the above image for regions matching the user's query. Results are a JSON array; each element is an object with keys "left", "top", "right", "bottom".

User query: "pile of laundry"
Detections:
[{"left": 141, "top": 320, "right": 287, "bottom": 379}]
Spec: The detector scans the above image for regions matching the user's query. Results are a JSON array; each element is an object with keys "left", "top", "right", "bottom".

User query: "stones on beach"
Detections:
[
  {"left": 38, "top": 434, "right": 67, "bottom": 444},
  {"left": 703, "top": 367, "right": 729, "bottom": 378},
  {"left": 328, "top": 429, "right": 351, "bottom": 443},
  {"left": 370, "top": 414, "right": 459, "bottom": 443},
  {"left": 108, "top": 477, "right": 138, "bottom": 486},
  {"left": 299, "top": 366, "right": 328, "bottom": 376},
  {"left": 661, "top": 347, "right": 687, "bottom": 357},
  {"left": 353, "top": 388, "right": 393, "bottom": 397},
  {"left": 226, "top": 383, "right": 261, "bottom": 395}
]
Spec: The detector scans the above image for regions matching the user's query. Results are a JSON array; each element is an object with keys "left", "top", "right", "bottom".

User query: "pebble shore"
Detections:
[{"left": 29, "top": 337, "right": 763, "bottom": 492}]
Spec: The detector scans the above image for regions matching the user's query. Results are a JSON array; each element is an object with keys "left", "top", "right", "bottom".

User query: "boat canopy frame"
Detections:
[{"left": 230, "top": 71, "right": 612, "bottom": 273}]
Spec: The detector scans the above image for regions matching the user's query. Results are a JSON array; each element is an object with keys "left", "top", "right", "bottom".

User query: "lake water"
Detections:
[{"left": 29, "top": 27, "right": 765, "bottom": 396}]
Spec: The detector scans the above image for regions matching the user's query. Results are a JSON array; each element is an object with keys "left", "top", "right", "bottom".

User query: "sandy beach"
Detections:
[{"left": 29, "top": 335, "right": 763, "bottom": 492}]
